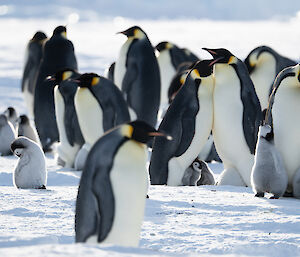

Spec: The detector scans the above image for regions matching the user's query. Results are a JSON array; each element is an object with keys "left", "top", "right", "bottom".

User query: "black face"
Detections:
[
  {"left": 76, "top": 73, "right": 100, "bottom": 88},
  {"left": 7, "top": 107, "right": 15, "bottom": 117},
  {"left": 203, "top": 48, "right": 234, "bottom": 64},
  {"left": 53, "top": 26, "right": 67, "bottom": 36},
  {"left": 11, "top": 141, "right": 25, "bottom": 155},
  {"left": 118, "top": 25, "right": 142, "bottom": 37},
  {"left": 192, "top": 60, "right": 214, "bottom": 77},
  {"left": 19, "top": 115, "right": 29, "bottom": 125},
  {"left": 156, "top": 41, "right": 169, "bottom": 52},
  {"left": 32, "top": 31, "right": 47, "bottom": 42}
]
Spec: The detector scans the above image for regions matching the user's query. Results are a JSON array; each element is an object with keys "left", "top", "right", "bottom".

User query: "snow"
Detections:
[{"left": 0, "top": 4, "right": 300, "bottom": 256}]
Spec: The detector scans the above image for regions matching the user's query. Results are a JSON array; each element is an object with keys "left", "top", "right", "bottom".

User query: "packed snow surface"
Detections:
[{"left": 0, "top": 13, "right": 300, "bottom": 256}]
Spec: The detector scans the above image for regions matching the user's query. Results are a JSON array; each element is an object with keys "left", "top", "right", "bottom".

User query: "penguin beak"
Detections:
[
  {"left": 208, "top": 57, "right": 224, "bottom": 66},
  {"left": 203, "top": 48, "right": 217, "bottom": 56},
  {"left": 148, "top": 132, "right": 173, "bottom": 141}
]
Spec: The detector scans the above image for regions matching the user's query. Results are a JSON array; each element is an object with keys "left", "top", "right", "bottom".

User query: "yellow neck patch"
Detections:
[
  {"left": 133, "top": 29, "right": 145, "bottom": 39},
  {"left": 120, "top": 124, "right": 134, "bottom": 138},
  {"left": 91, "top": 77, "right": 100, "bottom": 86},
  {"left": 228, "top": 56, "right": 238, "bottom": 65},
  {"left": 191, "top": 69, "right": 201, "bottom": 80},
  {"left": 62, "top": 71, "right": 72, "bottom": 81}
]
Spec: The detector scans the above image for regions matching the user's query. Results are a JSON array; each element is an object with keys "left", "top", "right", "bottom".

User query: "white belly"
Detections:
[
  {"left": 102, "top": 141, "right": 148, "bottom": 247},
  {"left": 250, "top": 60, "right": 276, "bottom": 110},
  {"left": 54, "top": 87, "right": 80, "bottom": 167},
  {"left": 157, "top": 51, "right": 176, "bottom": 107},
  {"left": 114, "top": 38, "right": 133, "bottom": 89},
  {"left": 74, "top": 88, "right": 104, "bottom": 147},
  {"left": 167, "top": 77, "right": 214, "bottom": 186},
  {"left": 213, "top": 64, "right": 254, "bottom": 186},
  {"left": 273, "top": 80, "right": 300, "bottom": 189}
]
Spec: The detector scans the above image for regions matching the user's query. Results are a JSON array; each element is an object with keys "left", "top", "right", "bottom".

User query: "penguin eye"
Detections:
[{"left": 193, "top": 162, "right": 199, "bottom": 169}]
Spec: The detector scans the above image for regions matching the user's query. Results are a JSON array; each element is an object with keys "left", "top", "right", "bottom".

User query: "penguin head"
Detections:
[
  {"left": 53, "top": 26, "right": 67, "bottom": 38},
  {"left": 76, "top": 73, "right": 100, "bottom": 88},
  {"left": 120, "top": 120, "right": 172, "bottom": 144},
  {"left": 48, "top": 68, "right": 76, "bottom": 84},
  {"left": 18, "top": 115, "right": 30, "bottom": 125},
  {"left": 273, "top": 64, "right": 300, "bottom": 89},
  {"left": 244, "top": 46, "right": 275, "bottom": 74},
  {"left": 259, "top": 124, "right": 273, "bottom": 141},
  {"left": 118, "top": 26, "right": 146, "bottom": 39},
  {"left": 31, "top": 31, "right": 47, "bottom": 43},
  {"left": 11, "top": 137, "right": 34, "bottom": 157},
  {"left": 192, "top": 60, "right": 214, "bottom": 78},
  {"left": 191, "top": 158, "right": 202, "bottom": 172},
  {"left": 155, "top": 41, "right": 174, "bottom": 52},
  {"left": 3, "top": 107, "right": 17, "bottom": 120},
  {"left": 202, "top": 48, "right": 238, "bottom": 66}
]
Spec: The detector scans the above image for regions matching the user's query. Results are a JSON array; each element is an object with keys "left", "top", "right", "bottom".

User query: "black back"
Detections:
[
  {"left": 107, "top": 62, "right": 115, "bottom": 83},
  {"left": 149, "top": 70, "right": 201, "bottom": 185},
  {"left": 89, "top": 77, "right": 130, "bottom": 132},
  {"left": 232, "top": 60, "right": 262, "bottom": 154},
  {"left": 75, "top": 128, "right": 127, "bottom": 242},
  {"left": 57, "top": 72, "right": 84, "bottom": 147},
  {"left": 34, "top": 28, "right": 77, "bottom": 151},
  {"left": 122, "top": 36, "right": 160, "bottom": 127},
  {"left": 21, "top": 31, "right": 47, "bottom": 94}
]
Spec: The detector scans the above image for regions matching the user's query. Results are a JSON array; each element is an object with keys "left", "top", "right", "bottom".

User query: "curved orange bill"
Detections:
[
  {"left": 209, "top": 57, "right": 224, "bottom": 66},
  {"left": 148, "top": 132, "right": 173, "bottom": 141}
]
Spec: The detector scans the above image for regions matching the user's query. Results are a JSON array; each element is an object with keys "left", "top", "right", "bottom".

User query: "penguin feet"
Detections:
[
  {"left": 38, "top": 185, "right": 46, "bottom": 190},
  {"left": 269, "top": 195, "right": 279, "bottom": 199},
  {"left": 255, "top": 192, "right": 265, "bottom": 197}
]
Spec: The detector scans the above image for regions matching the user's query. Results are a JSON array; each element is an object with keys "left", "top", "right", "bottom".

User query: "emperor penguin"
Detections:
[
  {"left": 3, "top": 107, "right": 18, "bottom": 129},
  {"left": 17, "top": 114, "right": 40, "bottom": 145},
  {"left": 149, "top": 60, "right": 214, "bottom": 186},
  {"left": 0, "top": 114, "right": 16, "bottom": 156},
  {"left": 203, "top": 48, "right": 262, "bottom": 187},
  {"left": 182, "top": 158, "right": 215, "bottom": 186},
  {"left": 156, "top": 42, "right": 199, "bottom": 109},
  {"left": 74, "top": 73, "right": 130, "bottom": 169},
  {"left": 34, "top": 25, "right": 78, "bottom": 151},
  {"left": 22, "top": 31, "right": 47, "bottom": 118},
  {"left": 114, "top": 26, "right": 160, "bottom": 127},
  {"left": 11, "top": 137, "right": 47, "bottom": 189},
  {"left": 75, "top": 120, "right": 169, "bottom": 246},
  {"left": 251, "top": 124, "right": 287, "bottom": 199},
  {"left": 268, "top": 64, "right": 300, "bottom": 196},
  {"left": 51, "top": 69, "right": 84, "bottom": 168},
  {"left": 244, "top": 45, "right": 296, "bottom": 111}
]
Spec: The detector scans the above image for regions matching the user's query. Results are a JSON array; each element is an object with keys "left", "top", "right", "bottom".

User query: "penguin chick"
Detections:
[
  {"left": 251, "top": 124, "right": 287, "bottom": 199},
  {"left": 182, "top": 158, "right": 215, "bottom": 186},
  {"left": 75, "top": 120, "right": 171, "bottom": 246},
  {"left": 17, "top": 115, "right": 40, "bottom": 145},
  {"left": 3, "top": 107, "right": 18, "bottom": 129},
  {"left": 11, "top": 136, "right": 47, "bottom": 189},
  {"left": 0, "top": 114, "right": 16, "bottom": 156}
]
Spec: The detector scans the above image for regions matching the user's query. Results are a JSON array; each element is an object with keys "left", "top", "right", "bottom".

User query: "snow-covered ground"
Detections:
[{"left": 0, "top": 10, "right": 300, "bottom": 257}]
